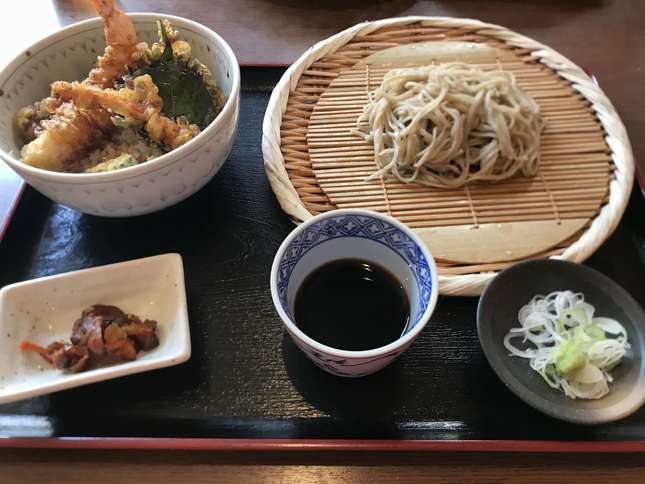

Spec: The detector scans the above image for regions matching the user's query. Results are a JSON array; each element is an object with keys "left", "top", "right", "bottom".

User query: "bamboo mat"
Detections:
[{"left": 278, "top": 24, "right": 612, "bottom": 273}]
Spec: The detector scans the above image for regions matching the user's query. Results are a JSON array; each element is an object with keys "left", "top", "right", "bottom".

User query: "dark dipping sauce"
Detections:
[{"left": 294, "top": 258, "right": 410, "bottom": 351}]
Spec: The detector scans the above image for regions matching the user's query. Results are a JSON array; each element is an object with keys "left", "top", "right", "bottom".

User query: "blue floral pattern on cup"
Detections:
[{"left": 276, "top": 213, "right": 433, "bottom": 333}]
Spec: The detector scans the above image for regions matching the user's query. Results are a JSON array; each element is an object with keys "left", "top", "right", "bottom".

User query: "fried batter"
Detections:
[
  {"left": 20, "top": 102, "right": 113, "bottom": 171},
  {"left": 52, "top": 75, "right": 199, "bottom": 150}
]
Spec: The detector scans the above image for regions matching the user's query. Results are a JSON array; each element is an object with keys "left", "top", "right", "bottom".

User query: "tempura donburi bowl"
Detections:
[{"left": 0, "top": 13, "right": 240, "bottom": 216}]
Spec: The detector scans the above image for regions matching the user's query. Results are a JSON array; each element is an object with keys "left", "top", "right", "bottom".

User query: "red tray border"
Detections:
[
  {"left": 2, "top": 63, "right": 643, "bottom": 455},
  {"left": 1, "top": 438, "right": 645, "bottom": 452}
]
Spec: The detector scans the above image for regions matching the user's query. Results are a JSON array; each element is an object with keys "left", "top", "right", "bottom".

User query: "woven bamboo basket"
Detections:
[{"left": 262, "top": 17, "right": 634, "bottom": 296}]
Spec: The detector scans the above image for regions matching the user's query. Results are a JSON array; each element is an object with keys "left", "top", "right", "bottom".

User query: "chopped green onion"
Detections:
[{"left": 504, "top": 290, "right": 629, "bottom": 399}]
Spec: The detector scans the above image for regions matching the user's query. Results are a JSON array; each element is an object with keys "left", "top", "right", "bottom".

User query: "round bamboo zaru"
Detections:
[{"left": 262, "top": 17, "right": 634, "bottom": 296}]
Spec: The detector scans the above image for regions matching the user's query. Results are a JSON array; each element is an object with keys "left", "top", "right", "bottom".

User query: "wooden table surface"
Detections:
[
  {"left": 3, "top": 449, "right": 645, "bottom": 483},
  {"left": 2, "top": 0, "right": 645, "bottom": 482}
]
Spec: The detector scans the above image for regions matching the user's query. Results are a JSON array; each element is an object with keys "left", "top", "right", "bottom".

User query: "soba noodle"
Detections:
[{"left": 353, "top": 62, "right": 544, "bottom": 188}]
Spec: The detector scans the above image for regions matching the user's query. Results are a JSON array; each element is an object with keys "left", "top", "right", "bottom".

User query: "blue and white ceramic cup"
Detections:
[{"left": 271, "top": 209, "right": 439, "bottom": 377}]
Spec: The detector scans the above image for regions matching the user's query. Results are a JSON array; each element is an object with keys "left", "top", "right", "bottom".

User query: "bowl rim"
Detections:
[
  {"left": 270, "top": 208, "right": 439, "bottom": 359},
  {"left": 476, "top": 258, "right": 645, "bottom": 424},
  {"left": 0, "top": 12, "right": 240, "bottom": 183}
]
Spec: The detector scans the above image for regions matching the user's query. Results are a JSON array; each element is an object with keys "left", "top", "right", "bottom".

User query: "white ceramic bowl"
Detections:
[
  {"left": 0, "top": 14, "right": 240, "bottom": 217},
  {"left": 271, "top": 209, "right": 439, "bottom": 377}
]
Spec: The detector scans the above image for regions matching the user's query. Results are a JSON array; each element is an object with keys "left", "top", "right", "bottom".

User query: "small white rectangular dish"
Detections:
[{"left": 0, "top": 253, "right": 190, "bottom": 404}]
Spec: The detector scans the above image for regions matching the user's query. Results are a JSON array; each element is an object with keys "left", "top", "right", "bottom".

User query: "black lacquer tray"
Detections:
[{"left": 1, "top": 68, "right": 644, "bottom": 452}]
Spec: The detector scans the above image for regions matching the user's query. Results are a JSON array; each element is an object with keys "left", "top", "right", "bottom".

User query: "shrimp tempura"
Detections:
[
  {"left": 52, "top": 75, "right": 199, "bottom": 150},
  {"left": 87, "top": 0, "right": 139, "bottom": 88}
]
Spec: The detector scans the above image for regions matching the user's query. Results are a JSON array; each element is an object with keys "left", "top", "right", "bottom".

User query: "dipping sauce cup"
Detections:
[{"left": 271, "top": 209, "right": 438, "bottom": 377}]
